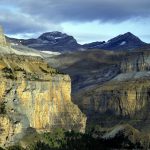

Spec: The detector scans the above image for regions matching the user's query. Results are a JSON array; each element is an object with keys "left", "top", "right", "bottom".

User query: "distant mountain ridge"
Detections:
[
  {"left": 83, "top": 32, "right": 148, "bottom": 50},
  {"left": 7, "top": 31, "right": 81, "bottom": 52},
  {"left": 6, "top": 32, "right": 149, "bottom": 52}
]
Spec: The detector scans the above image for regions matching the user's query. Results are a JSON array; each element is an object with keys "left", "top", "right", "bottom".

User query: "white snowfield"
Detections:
[{"left": 120, "top": 41, "right": 126, "bottom": 46}]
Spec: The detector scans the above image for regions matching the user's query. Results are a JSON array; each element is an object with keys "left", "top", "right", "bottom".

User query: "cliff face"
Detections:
[
  {"left": 120, "top": 51, "right": 150, "bottom": 72},
  {"left": 0, "top": 54, "right": 86, "bottom": 147},
  {"left": 74, "top": 50, "right": 150, "bottom": 132},
  {"left": 78, "top": 80, "right": 150, "bottom": 123}
]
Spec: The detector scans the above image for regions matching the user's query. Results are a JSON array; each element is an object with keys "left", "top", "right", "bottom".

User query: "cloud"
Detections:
[
  {"left": 0, "top": 0, "right": 150, "bottom": 37},
  {"left": 0, "top": 3, "right": 62, "bottom": 35},
  {"left": 4, "top": 0, "right": 150, "bottom": 22}
]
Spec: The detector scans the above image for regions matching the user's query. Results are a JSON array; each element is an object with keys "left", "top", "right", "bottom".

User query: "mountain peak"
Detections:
[
  {"left": 102, "top": 32, "right": 146, "bottom": 50},
  {"left": 108, "top": 32, "right": 141, "bottom": 42},
  {"left": 121, "top": 32, "right": 140, "bottom": 39},
  {"left": 40, "top": 31, "right": 66, "bottom": 36},
  {"left": 124, "top": 32, "right": 134, "bottom": 35},
  {"left": 38, "top": 31, "right": 69, "bottom": 41},
  {"left": 18, "top": 31, "right": 80, "bottom": 52},
  {"left": 83, "top": 32, "right": 147, "bottom": 51}
]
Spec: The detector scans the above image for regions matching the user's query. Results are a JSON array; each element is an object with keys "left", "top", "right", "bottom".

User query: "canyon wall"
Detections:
[
  {"left": 75, "top": 50, "right": 150, "bottom": 132},
  {"left": 0, "top": 54, "right": 86, "bottom": 147}
]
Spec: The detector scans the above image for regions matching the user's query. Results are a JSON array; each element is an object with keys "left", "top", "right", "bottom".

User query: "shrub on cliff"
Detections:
[
  {"left": 41, "top": 129, "right": 103, "bottom": 150},
  {"left": 27, "top": 141, "right": 51, "bottom": 150},
  {"left": 42, "top": 128, "right": 66, "bottom": 149},
  {"left": 7, "top": 145, "right": 25, "bottom": 150}
]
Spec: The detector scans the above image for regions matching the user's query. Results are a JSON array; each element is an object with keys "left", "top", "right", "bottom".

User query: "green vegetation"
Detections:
[
  {"left": 26, "top": 141, "right": 51, "bottom": 150},
  {"left": 42, "top": 128, "right": 66, "bottom": 149},
  {"left": 7, "top": 145, "right": 25, "bottom": 150},
  {"left": 4, "top": 127, "right": 148, "bottom": 150}
]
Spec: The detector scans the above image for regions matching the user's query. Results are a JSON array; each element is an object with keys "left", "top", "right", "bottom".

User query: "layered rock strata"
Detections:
[
  {"left": 0, "top": 54, "right": 86, "bottom": 147},
  {"left": 75, "top": 50, "right": 150, "bottom": 132}
]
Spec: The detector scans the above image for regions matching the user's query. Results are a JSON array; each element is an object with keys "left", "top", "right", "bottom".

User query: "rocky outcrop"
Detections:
[
  {"left": 0, "top": 26, "right": 10, "bottom": 47},
  {"left": 121, "top": 51, "right": 150, "bottom": 72},
  {"left": 0, "top": 54, "right": 86, "bottom": 147},
  {"left": 78, "top": 79, "right": 150, "bottom": 124}
]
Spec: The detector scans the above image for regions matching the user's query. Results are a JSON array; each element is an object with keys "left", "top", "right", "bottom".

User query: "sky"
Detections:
[{"left": 0, "top": 0, "right": 150, "bottom": 44}]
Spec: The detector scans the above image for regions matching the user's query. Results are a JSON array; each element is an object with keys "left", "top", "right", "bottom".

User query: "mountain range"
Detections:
[
  {"left": 2, "top": 26, "right": 150, "bottom": 148},
  {"left": 6, "top": 32, "right": 149, "bottom": 52}
]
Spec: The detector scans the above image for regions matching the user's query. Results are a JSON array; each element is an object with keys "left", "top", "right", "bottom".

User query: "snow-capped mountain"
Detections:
[{"left": 7, "top": 32, "right": 149, "bottom": 52}]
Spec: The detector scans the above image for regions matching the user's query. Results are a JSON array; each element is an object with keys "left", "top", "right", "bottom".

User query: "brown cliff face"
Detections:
[
  {"left": 0, "top": 54, "right": 86, "bottom": 147},
  {"left": 73, "top": 50, "right": 150, "bottom": 132},
  {"left": 78, "top": 79, "right": 150, "bottom": 124},
  {"left": 120, "top": 51, "right": 150, "bottom": 72}
]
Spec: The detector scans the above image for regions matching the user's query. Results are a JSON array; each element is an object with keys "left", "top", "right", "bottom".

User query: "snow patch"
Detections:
[
  {"left": 120, "top": 41, "right": 126, "bottom": 46},
  {"left": 54, "top": 37, "right": 62, "bottom": 39},
  {"left": 41, "top": 51, "right": 61, "bottom": 55}
]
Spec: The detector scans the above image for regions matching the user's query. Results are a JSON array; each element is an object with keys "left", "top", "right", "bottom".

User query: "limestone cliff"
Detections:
[
  {"left": 120, "top": 51, "right": 150, "bottom": 72},
  {"left": 74, "top": 50, "right": 150, "bottom": 133},
  {"left": 0, "top": 54, "right": 86, "bottom": 147}
]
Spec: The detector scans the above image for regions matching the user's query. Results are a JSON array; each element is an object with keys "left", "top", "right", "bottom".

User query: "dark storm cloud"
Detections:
[
  {"left": 0, "top": 11, "right": 47, "bottom": 34},
  {"left": 0, "top": 8, "right": 62, "bottom": 35},
  {"left": 0, "top": 0, "right": 150, "bottom": 35},
  {"left": 9, "top": 0, "right": 150, "bottom": 22}
]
